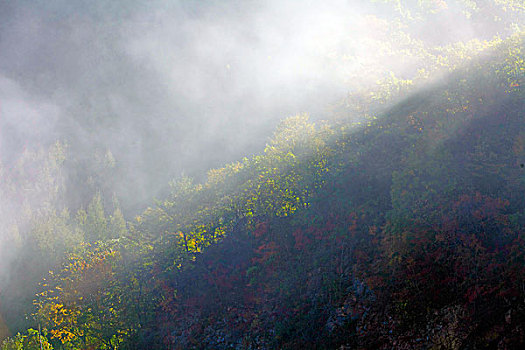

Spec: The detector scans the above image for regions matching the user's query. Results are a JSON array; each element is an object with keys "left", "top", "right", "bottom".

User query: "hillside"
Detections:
[
  {"left": 0, "top": 1, "right": 524, "bottom": 348},
  {"left": 135, "top": 35, "right": 525, "bottom": 349},
  {"left": 0, "top": 33, "right": 521, "bottom": 350}
]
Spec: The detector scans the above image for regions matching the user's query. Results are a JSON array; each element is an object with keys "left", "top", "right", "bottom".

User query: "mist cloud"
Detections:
[
  {"left": 0, "top": 0, "right": 522, "bottom": 330},
  {"left": 0, "top": 75, "right": 61, "bottom": 163},
  {"left": 0, "top": 0, "right": 521, "bottom": 212}
]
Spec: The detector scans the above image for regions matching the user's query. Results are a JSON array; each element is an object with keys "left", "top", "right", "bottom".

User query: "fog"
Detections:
[
  {"left": 0, "top": 1, "right": 523, "bottom": 343},
  {"left": 1, "top": 0, "right": 514, "bottom": 189},
  {"left": 0, "top": 0, "right": 521, "bottom": 292},
  {"left": 1, "top": 1, "right": 363, "bottom": 207}
]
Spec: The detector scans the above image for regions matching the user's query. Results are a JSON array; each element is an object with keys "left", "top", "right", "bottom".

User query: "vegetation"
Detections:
[{"left": 1, "top": 1, "right": 524, "bottom": 349}]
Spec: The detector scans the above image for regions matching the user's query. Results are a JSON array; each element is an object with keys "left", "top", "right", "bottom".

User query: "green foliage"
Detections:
[
  {"left": 33, "top": 239, "right": 153, "bottom": 350},
  {"left": 31, "top": 209, "right": 83, "bottom": 258},
  {"left": 1, "top": 329, "right": 53, "bottom": 350},
  {"left": 78, "top": 192, "right": 108, "bottom": 242},
  {"left": 109, "top": 196, "right": 128, "bottom": 239}
]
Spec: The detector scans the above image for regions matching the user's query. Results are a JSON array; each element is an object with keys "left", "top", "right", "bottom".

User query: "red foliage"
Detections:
[
  {"left": 253, "top": 222, "right": 268, "bottom": 238},
  {"left": 253, "top": 241, "right": 279, "bottom": 263},
  {"left": 293, "top": 228, "right": 311, "bottom": 250}
]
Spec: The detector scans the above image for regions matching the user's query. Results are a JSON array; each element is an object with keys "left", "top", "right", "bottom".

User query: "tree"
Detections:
[
  {"left": 109, "top": 196, "right": 128, "bottom": 239},
  {"left": 77, "top": 192, "right": 108, "bottom": 242}
]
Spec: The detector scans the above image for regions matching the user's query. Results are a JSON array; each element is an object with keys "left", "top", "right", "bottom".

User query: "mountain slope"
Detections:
[
  {"left": 6, "top": 33, "right": 524, "bottom": 350},
  {"left": 135, "top": 34, "right": 525, "bottom": 349}
]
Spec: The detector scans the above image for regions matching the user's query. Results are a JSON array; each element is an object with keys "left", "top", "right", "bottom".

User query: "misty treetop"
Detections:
[{"left": 1, "top": 1, "right": 525, "bottom": 349}]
